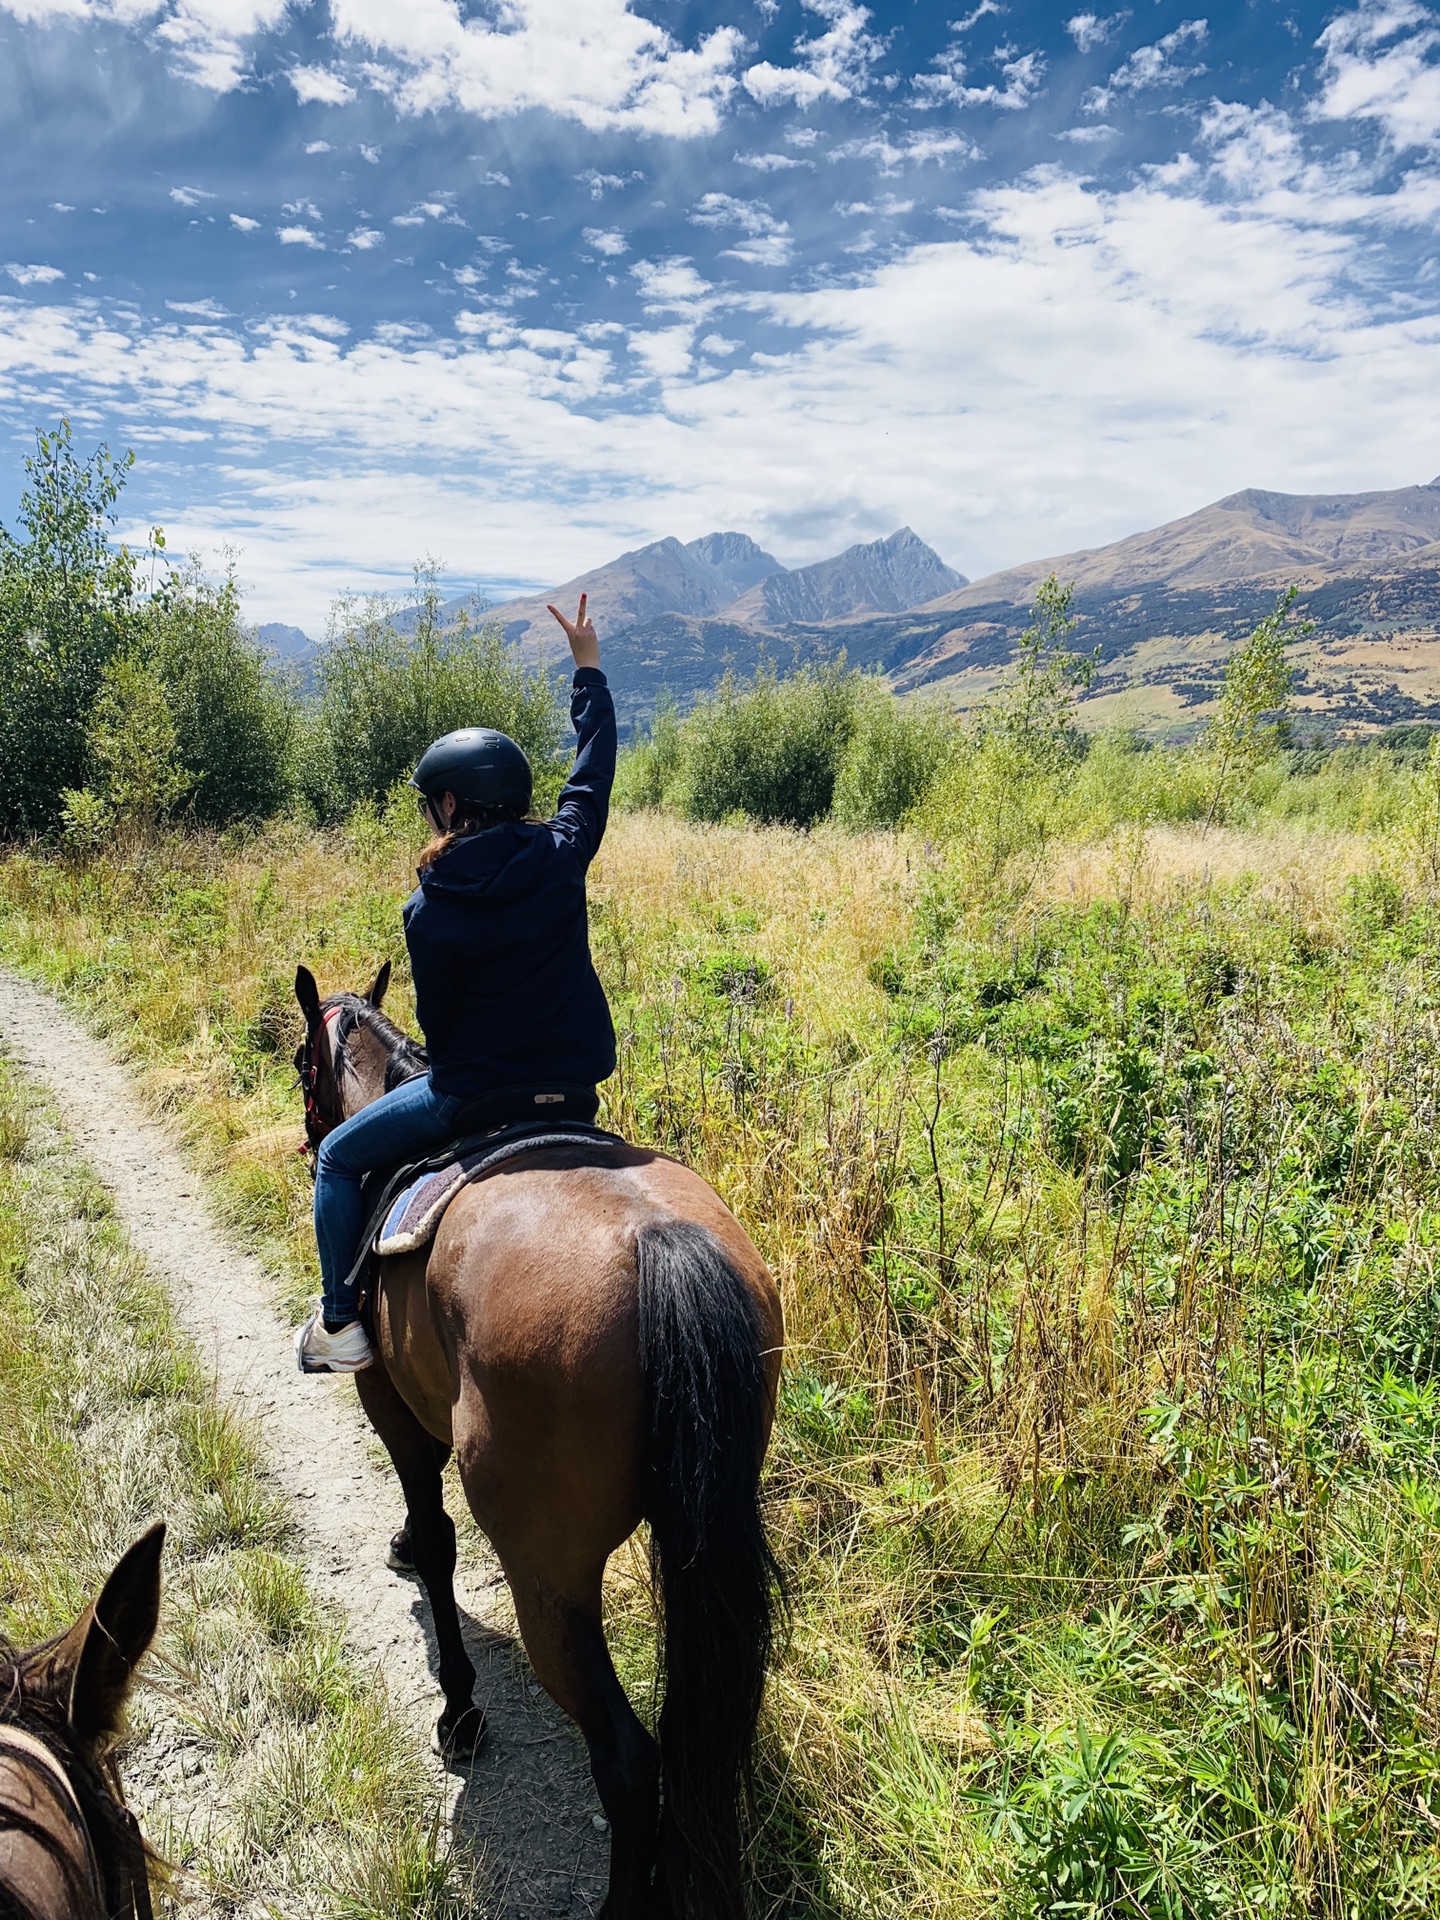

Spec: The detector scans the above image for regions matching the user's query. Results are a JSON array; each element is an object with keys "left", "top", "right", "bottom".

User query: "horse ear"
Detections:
[
  {"left": 295, "top": 964, "right": 322, "bottom": 1025},
  {"left": 67, "top": 1522, "right": 166, "bottom": 1747},
  {"left": 366, "top": 961, "right": 391, "bottom": 1009}
]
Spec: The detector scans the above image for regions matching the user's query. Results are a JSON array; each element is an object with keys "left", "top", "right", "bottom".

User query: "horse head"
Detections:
[
  {"left": 0, "top": 1522, "right": 165, "bottom": 1920},
  {"left": 293, "top": 962, "right": 425, "bottom": 1154}
]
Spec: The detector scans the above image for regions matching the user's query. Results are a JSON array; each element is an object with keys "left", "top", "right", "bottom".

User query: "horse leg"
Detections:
[
  {"left": 353, "top": 1367, "right": 483, "bottom": 1757},
  {"left": 388, "top": 1434, "right": 448, "bottom": 1574},
  {"left": 506, "top": 1563, "right": 659, "bottom": 1920}
]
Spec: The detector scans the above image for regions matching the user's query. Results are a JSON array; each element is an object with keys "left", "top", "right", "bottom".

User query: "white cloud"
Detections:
[
  {"left": 283, "top": 197, "right": 322, "bottom": 220},
  {"left": 736, "top": 150, "right": 813, "bottom": 171},
  {"left": 577, "top": 168, "right": 642, "bottom": 198},
  {"left": 917, "top": 44, "right": 1045, "bottom": 109},
  {"left": 583, "top": 227, "right": 629, "bottom": 256},
  {"left": 347, "top": 227, "right": 384, "bottom": 249},
  {"left": 1066, "top": 11, "right": 1128, "bottom": 55},
  {"left": 836, "top": 194, "right": 914, "bottom": 216},
  {"left": 3, "top": 262, "right": 64, "bottom": 285},
  {"left": 1314, "top": 0, "right": 1440, "bottom": 152},
  {"left": 229, "top": 213, "right": 261, "bottom": 231},
  {"left": 830, "top": 130, "right": 977, "bottom": 174},
  {"left": 743, "top": 0, "right": 883, "bottom": 107},
  {"left": 166, "top": 296, "right": 228, "bottom": 316},
  {"left": 359, "top": 143, "right": 381, "bottom": 163},
  {"left": 50, "top": 201, "right": 74, "bottom": 212},
  {"left": 277, "top": 224, "right": 324, "bottom": 247},
  {"left": 1086, "top": 18, "right": 1207, "bottom": 111},
  {"left": 170, "top": 184, "right": 212, "bottom": 206},
  {"left": 289, "top": 64, "right": 356, "bottom": 104},
  {"left": 689, "top": 191, "right": 794, "bottom": 263},
  {"left": 304, "top": 139, "right": 332, "bottom": 153},
  {"left": 330, "top": 0, "right": 744, "bottom": 135}
]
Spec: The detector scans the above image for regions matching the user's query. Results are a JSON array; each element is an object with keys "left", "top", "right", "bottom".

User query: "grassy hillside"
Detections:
[{"left": 3, "top": 784, "right": 1440, "bottom": 1917}]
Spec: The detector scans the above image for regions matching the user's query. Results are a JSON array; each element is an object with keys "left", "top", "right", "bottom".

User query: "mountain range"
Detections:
[{"left": 259, "top": 479, "right": 1440, "bottom": 736}]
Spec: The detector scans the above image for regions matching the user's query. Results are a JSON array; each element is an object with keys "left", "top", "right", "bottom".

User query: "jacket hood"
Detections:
[{"left": 417, "top": 822, "right": 554, "bottom": 904}]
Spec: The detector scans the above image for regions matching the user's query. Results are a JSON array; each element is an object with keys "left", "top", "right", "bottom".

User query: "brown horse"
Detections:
[
  {"left": 1, "top": 1524, "right": 164, "bottom": 1920},
  {"left": 293, "top": 963, "right": 784, "bottom": 1920}
]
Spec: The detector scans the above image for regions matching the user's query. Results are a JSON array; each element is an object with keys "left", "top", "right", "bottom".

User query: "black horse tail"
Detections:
[{"left": 637, "top": 1219, "right": 783, "bottom": 1920}]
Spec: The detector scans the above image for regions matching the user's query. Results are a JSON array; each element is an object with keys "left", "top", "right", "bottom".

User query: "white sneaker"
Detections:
[{"left": 295, "top": 1305, "right": 374, "bottom": 1374}]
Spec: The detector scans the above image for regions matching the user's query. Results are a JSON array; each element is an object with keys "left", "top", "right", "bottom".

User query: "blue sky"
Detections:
[{"left": 1, "top": 0, "right": 1438, "bottom": 629}]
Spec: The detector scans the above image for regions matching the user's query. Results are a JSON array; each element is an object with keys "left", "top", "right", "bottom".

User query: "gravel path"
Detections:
[{"left": 0, "top": 969, "right": 609, "bottom": 1919}]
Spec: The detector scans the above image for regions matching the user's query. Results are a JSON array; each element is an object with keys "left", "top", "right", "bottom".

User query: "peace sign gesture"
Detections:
[{"left": 547, "top": 592, "right": 600, "bottom": 671}]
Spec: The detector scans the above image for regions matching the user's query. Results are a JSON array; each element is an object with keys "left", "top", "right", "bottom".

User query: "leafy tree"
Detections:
[
  {"left": 0, "top": 420, "right": 140, "bottom": 834},
  {"left": 1198, "top": 587, "right": 1304, "bottom": 830},
  {"left": 319, "top": 563, "right": 564, "bottom": 817},
  {"left": 987, "top": 573, "right": 1096, "bottom": 766},
  {"left": 614, "top": 689, "right": 683, "bottom": 810}
]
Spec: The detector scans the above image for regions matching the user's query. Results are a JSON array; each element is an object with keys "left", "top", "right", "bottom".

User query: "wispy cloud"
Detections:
[
  {"left": 917, "top": 44, "right": 1045, "bottom": 110},
  {"left": 1066, "top": 12, "right": 1129, "bottom": 55},
  {"left": 582, "top": 228, "right": 630, "bottom": 257},
  {"left": 290, "top": 64, "right": 355, "bottom": 105},
  {"left": 1314, "top": 0, "right": 1440, "bottom": 152},
  {"left": 229, "top": 214, "right": 261, "bottom": 232},
  {"left": 3, "top": 262, "right": 64, "bottom": 286},
  {"left": 689, "top": 191, "right": 793, "bottom": 265},
  {"left": 1085, "top": 19, "right": 1208, "bottom": 112},
  {"left": 743, "top": 0, "right": 884, "bottom": 107}
]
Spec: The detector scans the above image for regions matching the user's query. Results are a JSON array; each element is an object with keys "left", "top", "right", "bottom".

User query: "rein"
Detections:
[
  {"left": 298, "top": 1007, "right": 344, "bottom": 1161},
  {"left": 297, "top": 999, "right": 428, "bottom": 1166}
]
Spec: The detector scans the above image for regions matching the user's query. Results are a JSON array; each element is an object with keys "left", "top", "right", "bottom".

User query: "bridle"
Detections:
[
  {"left": 296, "top": 1006, "right": 344, "bottom": 1164},
  {"left": 0, "top": 1722, "right": 154, "bottom": 1920}
]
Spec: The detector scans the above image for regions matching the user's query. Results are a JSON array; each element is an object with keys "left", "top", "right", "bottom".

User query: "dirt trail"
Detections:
[{"left": 0, "top": 969, "right": 608, "bottom": 1919}]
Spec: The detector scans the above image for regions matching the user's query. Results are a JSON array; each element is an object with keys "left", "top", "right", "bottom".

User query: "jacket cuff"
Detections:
[{"left": 572, "top": 666, "right": 608, "bottom": 687}]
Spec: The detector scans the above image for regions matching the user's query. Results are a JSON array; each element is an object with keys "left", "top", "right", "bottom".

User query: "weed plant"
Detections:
[
  {"left": 2, "top": 781, "right": 1439, "bottom": 1917},
  {"left": 0, "top": 1067, "right": 466, "bottom": 1918}
]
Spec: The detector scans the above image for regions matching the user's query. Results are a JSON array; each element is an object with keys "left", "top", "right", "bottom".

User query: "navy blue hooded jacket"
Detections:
[{"left": 402, "top": 668, "right": 617, "bottom": 1102}]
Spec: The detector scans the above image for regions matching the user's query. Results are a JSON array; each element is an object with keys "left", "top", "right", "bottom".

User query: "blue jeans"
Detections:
[{"left": 314, "top": 1077, "right": 464, "bottom": 1324}]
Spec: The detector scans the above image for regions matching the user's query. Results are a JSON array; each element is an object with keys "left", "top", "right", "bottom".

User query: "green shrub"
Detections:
[
  {"left": 615, "top": 689, "right": 683, "bottom": 811},
  {"left": 833, "top": 685, "right": 952, "bottom": 830},
  {"left": 319, "top": 568, "right": 564, "bottom": 817},
  {"left": 676, "top": 660, "right": 860, "bottom": 828},
  {"left": 153, "top": 572, "right": 297, "bottom": 825}
]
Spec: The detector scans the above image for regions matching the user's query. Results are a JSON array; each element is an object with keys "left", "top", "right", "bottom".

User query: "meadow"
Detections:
[{"left": 3, "top": 753, "right": 1440, "bottom": 1918}]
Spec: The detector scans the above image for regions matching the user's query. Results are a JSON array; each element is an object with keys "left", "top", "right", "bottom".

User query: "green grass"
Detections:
[
  {"left": 0, "top": 1066, "right": 468, "bottom": 1919},
  {"left": 2, "top": 793, "right": 1440, "bottom": 1917}
]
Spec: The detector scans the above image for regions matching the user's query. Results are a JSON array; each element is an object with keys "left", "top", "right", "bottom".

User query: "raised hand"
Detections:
[{"left": 547, "top": 592, "right": 600, "bottom": 671}]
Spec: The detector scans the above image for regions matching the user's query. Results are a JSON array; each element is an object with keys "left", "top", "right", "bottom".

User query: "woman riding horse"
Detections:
[
  {"left": 292, "top": 598, "right": 785, "bottom": 1918},
  {"left": 296, "top": 592, "right": 615, "bottom": 1375}
]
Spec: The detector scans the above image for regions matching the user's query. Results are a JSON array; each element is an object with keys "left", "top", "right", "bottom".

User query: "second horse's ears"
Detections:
[
  {"left": 365, "top": 961, "right": 391, "bottom": 1009},
  {"left": 295, "top": 964, "right": 322, "bottom": 1026}
]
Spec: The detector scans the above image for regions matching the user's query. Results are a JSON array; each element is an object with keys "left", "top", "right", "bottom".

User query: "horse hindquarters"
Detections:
[{"left": 637, "top": 1222, "right": 783, "bottom": 1920}]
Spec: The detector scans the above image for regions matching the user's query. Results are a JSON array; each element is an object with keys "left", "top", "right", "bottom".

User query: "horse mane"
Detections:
[{"left": 334, "top": 996, "right": 428, "bottom": 1092}]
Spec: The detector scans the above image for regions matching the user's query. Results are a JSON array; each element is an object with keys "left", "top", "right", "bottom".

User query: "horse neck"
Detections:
[{"left": 338, "top": 1010, "right": 425, "bottom": 1118}]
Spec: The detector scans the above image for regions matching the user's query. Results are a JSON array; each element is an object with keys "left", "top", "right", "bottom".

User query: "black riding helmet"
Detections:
[{"left": 409, "top": 727, "right": 532, "bottom": 814}]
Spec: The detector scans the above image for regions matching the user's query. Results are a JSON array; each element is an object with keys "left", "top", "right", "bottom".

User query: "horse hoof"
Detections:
[
  {"left": 433, "top": 1706, "right": 487, "bottom": 1765},
  {"left": 387, "top": 1526, "right": 415, "bottom": 1574}
]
